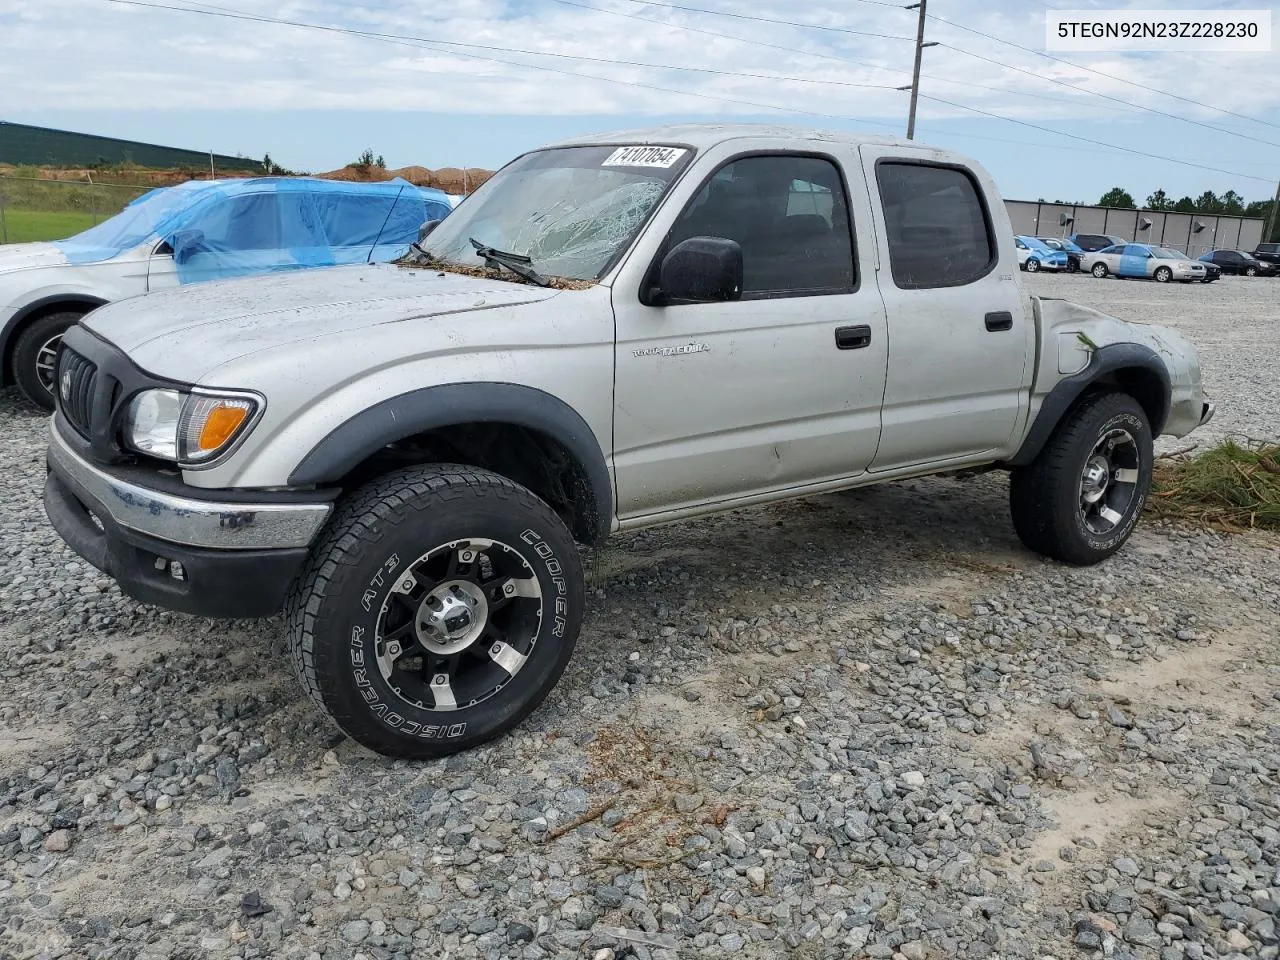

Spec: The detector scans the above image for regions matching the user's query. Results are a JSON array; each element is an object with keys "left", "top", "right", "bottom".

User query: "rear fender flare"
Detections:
[{"left": 1007, "top": 343, "right": 1170, "bottom": 467}]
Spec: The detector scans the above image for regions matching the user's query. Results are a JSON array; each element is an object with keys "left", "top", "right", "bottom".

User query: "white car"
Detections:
[
  {"left": 0, "top": 177, "right": 452, "bottom": 410},
  {"left": 1081, "top": 243, "right": 1207, "bottom": 283}
]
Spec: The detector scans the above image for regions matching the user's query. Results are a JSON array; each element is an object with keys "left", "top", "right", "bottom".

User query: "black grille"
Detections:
[{"left": 57, "top": 347, "right": 98, "bottom": 437}]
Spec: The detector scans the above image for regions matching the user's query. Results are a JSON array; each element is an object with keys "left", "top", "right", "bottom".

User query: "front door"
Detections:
[
  {"left": 857, "top": 147, "right": 1032, "bottom": 470},
  {"left": 611, "top": 150, "right": 888, "bottom": 519}
]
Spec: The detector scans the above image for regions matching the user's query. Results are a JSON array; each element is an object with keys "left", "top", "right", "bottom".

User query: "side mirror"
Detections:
[
  {"left": 649, "top": 237, "right": 743, "bottom": 305},
  {"left": 170, "top": 229, "right": 206, "bottom": 265},
  {"left": 418, "top": 219, "right": 442, "bottom": 242}
]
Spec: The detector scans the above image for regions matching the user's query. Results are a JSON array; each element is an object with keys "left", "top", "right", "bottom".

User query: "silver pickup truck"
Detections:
[{"left": 41, "top": 123, "right": 1214, "bottom": 759}]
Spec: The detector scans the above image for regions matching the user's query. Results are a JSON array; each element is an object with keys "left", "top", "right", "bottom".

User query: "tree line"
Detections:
[{"left": 1094, "top": 186, "right": 1273, "bottom": 219}]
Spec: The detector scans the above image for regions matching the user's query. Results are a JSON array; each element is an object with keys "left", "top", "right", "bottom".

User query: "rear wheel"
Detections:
[
  {"left": 1154, "top": 266, "right": 1172, "bottom": 283},
  {"left": 286, "top": 464, "right": 585, "bottom": 759},
  {"left": 1091, "top": 263, "right": 1108, "bottom": 278},
  {"left": 1009, "top": 392, "right": 1152, "bottom": 566},
  {"left": 12, "top": 311, "right": 83, "bottom": 412}
]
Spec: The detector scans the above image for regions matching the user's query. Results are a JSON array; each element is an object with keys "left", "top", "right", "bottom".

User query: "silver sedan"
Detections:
[{"left": 1082, "top": 243, "right": 1208, "bottom": 282}]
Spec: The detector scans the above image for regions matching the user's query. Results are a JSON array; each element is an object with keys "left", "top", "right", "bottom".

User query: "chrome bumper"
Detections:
[{"left": 47, "top": 424, "right": 331, "bottom": 551}]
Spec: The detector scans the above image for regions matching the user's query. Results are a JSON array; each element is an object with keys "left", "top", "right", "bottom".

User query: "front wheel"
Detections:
[
  {"left": 12, "top": 311, "right": 83, "bottom": 412},
  {"left": 1154, "top": 266, "right": 1172, "bottom": 283},
  {"left": 1091, "top": 263, "right": 1108, "bottom": 278},
  {"left": 1009, "top": 392, "right": 1153, "bottom": 566},
  {"left": 286, "top": 465, "right": 585, "bottom": 759},
  {"left": 1026, "top": 258, "right": 1041, "bottom": 273},
  {"left": 1245, "top": 266, "right": 1257, "bottom": 277}
]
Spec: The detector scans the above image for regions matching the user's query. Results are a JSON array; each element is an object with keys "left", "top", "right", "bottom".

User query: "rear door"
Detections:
[{"left": 858, "top": 147, "right": 1032, "bottom": 470}]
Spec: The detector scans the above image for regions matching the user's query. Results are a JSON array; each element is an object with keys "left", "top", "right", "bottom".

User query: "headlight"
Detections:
[{"left": 124, "top": 389, "right": 261, "bottom": 464}]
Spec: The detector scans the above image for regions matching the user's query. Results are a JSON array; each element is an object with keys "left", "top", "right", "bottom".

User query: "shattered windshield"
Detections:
[{"left": 416, "top": 144, "right": 692, "bottom": 281}]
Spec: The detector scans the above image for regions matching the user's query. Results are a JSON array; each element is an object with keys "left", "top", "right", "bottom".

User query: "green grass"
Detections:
[
  {"left": 0, "top": 208, "right": 99, "bottom": 243},
  {"left": 1151, "top": 439, "right": 1280, "bottom": 530}
]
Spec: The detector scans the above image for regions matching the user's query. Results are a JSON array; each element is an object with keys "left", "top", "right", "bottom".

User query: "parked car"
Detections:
[
  {"left": 42, "top": 124, "right": 1214, "bottom": 759},
  {"left": 1198, "top": 249, "right": 1276, "bottom": 276},
  {"left": 1068, "top": 232, "right": 1127, "bottom": 252},
  {"left": 1014, "top": 235, "right": 1068, "bottom": 272},
  {"left": 1082, "top": 243, "right": 1208, "bottom": 282},
  {"left": 0, "top": 177, "right": 453, "bottom": 410},
  {"left": 1251, "top": 242, "right": 1280, "bottom": 267},
  {"left": 1036, "top": 236, "right": 1084, "bottom": 272}
]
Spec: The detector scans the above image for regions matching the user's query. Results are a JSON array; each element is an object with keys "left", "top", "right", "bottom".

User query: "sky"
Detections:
[{"left": 3, "top": 0, "right": 1279, "bottom": 204}]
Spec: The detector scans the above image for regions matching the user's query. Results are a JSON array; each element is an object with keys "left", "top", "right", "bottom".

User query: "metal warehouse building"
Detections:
[
  {"left": 0, "top": 121, "right": 261, "bottom": 172},
  {"left": 1005, "top": 199, "right": 1264, "bottom": 257}
]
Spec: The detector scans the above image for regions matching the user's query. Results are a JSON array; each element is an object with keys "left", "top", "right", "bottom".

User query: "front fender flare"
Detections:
[
  {"left": 287, "top": 382, "right": 613, "bottom": 544},
  {"left": 1006, "top": 343, "right": 1170, "bottom": 467},
  {"left": 1, "top": 294, "right": 109, "bottom": 386}
]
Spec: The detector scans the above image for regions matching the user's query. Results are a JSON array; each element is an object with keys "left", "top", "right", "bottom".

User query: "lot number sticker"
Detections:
[{"left": 602, "top": 146, "right": 687, "bottom": 168}]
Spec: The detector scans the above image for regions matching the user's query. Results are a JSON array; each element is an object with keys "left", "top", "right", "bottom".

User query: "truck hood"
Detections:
[
  {"left": 81, "top": 263, "right": 562, "bottom": 382},
  {"left": 0, "top": 242, "right": 69, "bottom": 278}
]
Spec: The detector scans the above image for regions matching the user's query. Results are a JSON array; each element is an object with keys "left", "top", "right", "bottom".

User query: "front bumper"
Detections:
[{"left": 43, "top": 424, "right": 333, "bottom": 618}]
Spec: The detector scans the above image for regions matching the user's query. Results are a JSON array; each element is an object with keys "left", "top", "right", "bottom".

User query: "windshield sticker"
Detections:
[{"left": 602, "top": 146, "right": 687, "bottom": 169}]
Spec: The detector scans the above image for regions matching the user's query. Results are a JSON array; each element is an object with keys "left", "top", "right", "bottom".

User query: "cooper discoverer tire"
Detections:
[
  {"left": 13, "top": 311, "right": 83, "bottom": 411},
  {"left": 285, "top": 464, "right": 585, "bottom": 759},
  {"left": 1009, "top": 392, "right": 1153, "bottom": 566}
]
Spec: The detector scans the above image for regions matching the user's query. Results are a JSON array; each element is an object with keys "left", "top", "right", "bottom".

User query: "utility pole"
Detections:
[
  {"left": 902, "top": 0, "right": 936, "bottom": 140},
  {"left": 1265, "top": 178, "right": 1280, "bottom": 243}
]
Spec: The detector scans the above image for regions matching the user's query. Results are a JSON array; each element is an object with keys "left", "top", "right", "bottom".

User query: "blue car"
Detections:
[
  {"left": 0, "top": 176, "right": 454, "bottom": 408},
  {"left": 1014, "top": 235, "right": 1069, "bottom": 272}
]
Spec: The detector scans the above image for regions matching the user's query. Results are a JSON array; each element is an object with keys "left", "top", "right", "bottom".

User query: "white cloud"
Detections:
[{"left": 2, "top": 0, "right": 1276, "bottom": 126}]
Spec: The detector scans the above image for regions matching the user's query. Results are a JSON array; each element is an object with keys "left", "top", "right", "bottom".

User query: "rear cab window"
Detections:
[{"left": 875, "top": 162, "right": 995, "bottom": 289}]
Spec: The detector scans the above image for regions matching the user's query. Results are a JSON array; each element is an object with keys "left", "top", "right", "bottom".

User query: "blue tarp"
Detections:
[{"left": 53, "top": 176, "right": 452, "bottom": 284}]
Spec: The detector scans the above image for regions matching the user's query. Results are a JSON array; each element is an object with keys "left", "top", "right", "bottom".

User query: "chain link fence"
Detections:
[{"left": 0, "top": 175, "right": 154, "bottom": 244}]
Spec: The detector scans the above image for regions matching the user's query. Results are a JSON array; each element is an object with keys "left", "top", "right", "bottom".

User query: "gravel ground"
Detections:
[{"left": 0, "top": 274, "right": 1278, "bottom": 960}]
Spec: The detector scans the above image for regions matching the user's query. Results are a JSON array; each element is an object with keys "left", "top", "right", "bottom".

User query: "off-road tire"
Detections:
[
  {"left": 1154, "top": 266, "right": 1172, "bottom": 283},
  {"left": 285, "top": 464, "right": 584, "bottom": 759},
  {"left": 1091, "top": 263, "right": 1108, "bottom": 278},
  {"left": 13, "top": 311, "right": 83, "bottom": 411},
  {"left": 1009, "top": 392, "right": 1153, "bottom": 566}
]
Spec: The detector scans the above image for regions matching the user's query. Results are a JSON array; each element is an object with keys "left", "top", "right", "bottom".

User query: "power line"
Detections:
[
  {"left": 922, "top": 12, "right": 1280, "bottom": 135},
  {"left": 616, "top": 0, "right": 912, "bottom": 38},
  {"left": 601, "top": 0, "right": 1280, "bottom": 145},
  {"left": 918, "top": 94, "right": 1275, "bottom": 184},
  {"left": 105, "top": 0, "right": 903, "bottom": 92},
  {"left": 100, "top": 0, "right": 1276, "bottom": 186},
  {"left": 932, "top": 41, "right": 1280, "bottom": 150},
  {"left": 551, "top": 0, "right": 1155, "bottom": 119},
  {"left": 101, "top": 0, "right": 912, "bottom": 129}
]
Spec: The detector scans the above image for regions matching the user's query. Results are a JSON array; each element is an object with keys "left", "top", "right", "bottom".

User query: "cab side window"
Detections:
[
  {"left": 187, "top": 194, "right": 282, "bottom": 252},
  {"left": 664, "top": 154, "right": 856, "bottom": 297},
  {"left": 876, "top": 162, "right": 995, "bottom": 288}
]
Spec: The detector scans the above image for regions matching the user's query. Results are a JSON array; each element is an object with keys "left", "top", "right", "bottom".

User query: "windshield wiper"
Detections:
[{"left": 469, "top": 237, "right": 550, "bottom": 287}]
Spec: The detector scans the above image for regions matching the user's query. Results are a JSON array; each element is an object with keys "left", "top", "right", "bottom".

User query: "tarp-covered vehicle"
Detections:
[{"left": 0, "top": 177, "right": 453, "bottom": 409}]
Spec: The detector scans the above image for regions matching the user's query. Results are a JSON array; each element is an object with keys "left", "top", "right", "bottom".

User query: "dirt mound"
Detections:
[{"left": 314, "top": 164, "right": 493, "bottom": 194}]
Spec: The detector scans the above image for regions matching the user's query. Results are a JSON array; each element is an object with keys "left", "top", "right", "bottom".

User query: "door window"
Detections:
[
  {"left": 875, "top": 162, "right": 995, "bottom": 288},
  {"left": 664, "top": 154, "right": 856, "bottom": 297},
  {"left": 186, "top": 193, "right": 282, "bottom": 251}
]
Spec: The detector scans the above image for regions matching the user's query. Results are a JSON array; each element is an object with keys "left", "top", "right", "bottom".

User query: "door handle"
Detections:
[
  {"left": 835, "top": 324, "right": 872, "bottom": 350},
  {"left": 984, "top": 311, "right": 1013, "bottom": 332}
]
